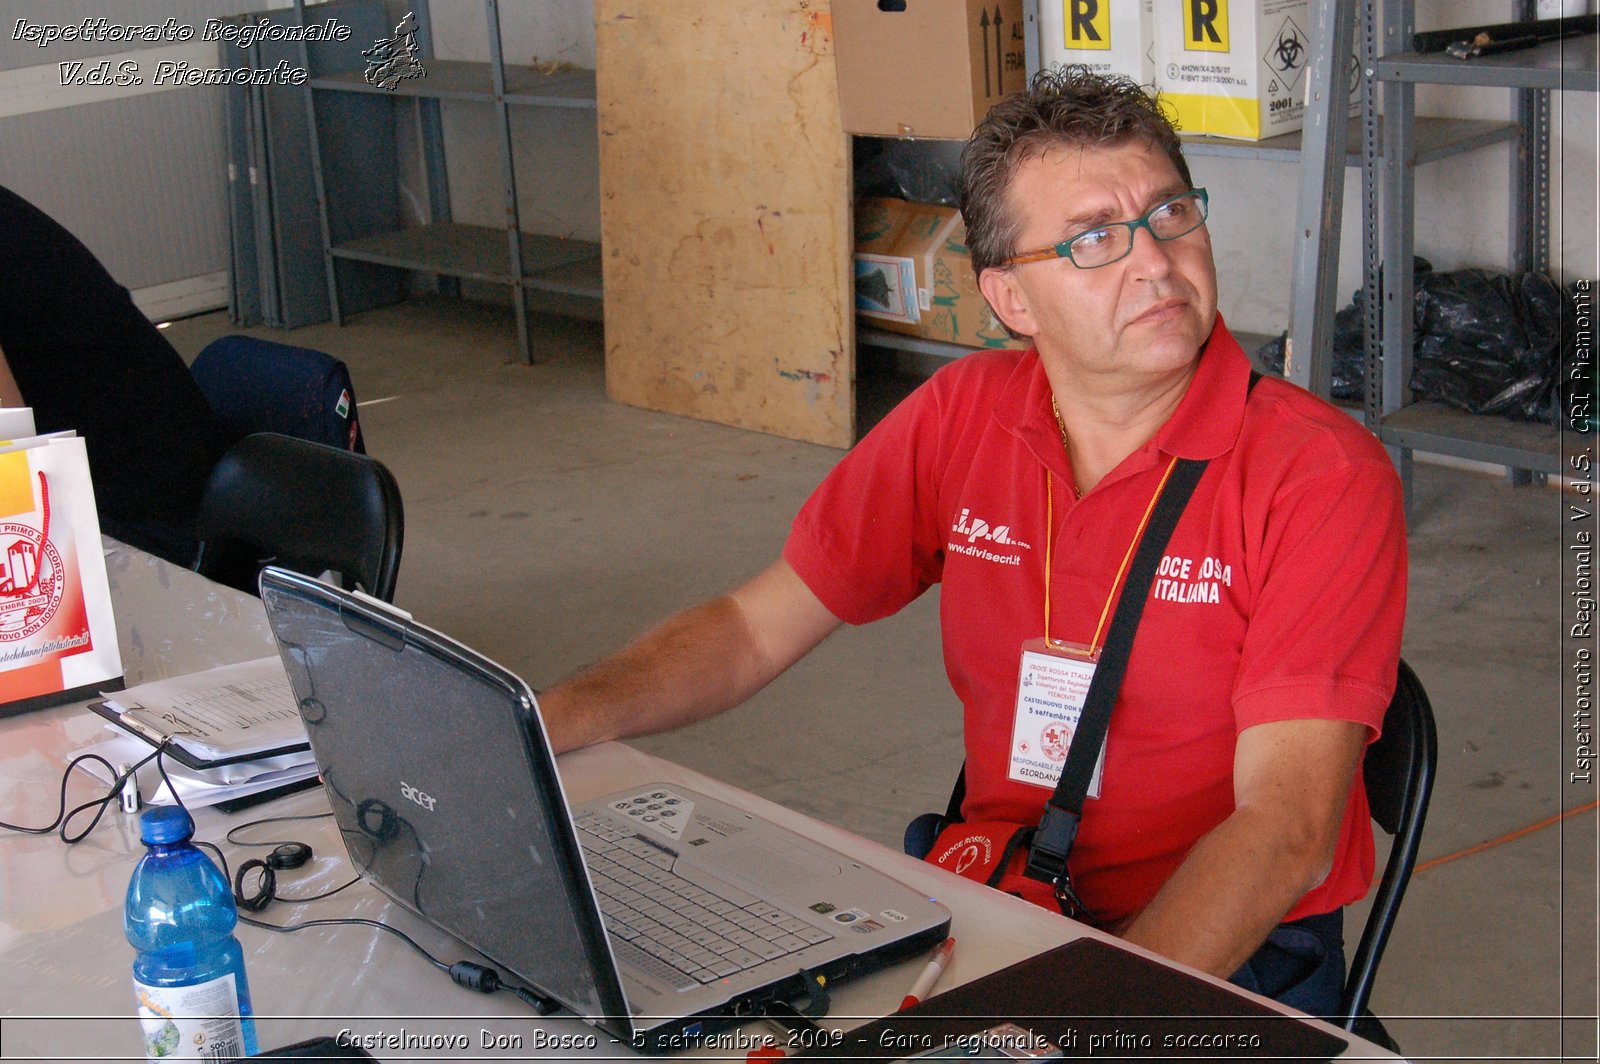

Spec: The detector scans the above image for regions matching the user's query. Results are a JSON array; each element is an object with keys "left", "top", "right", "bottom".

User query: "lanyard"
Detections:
[{"left": 1042, "top": 454, "right": 1179, "bottom": 654}]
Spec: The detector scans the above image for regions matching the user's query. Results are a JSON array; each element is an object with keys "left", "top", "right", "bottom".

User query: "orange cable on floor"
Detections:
[{"left": 1410, "top": 798, "right": 1600, "bottom": 877}]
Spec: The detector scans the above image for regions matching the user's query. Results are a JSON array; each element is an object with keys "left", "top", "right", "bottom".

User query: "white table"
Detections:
[{"left": 0, "top": 542, "right": 1398, "bottom": 1060}]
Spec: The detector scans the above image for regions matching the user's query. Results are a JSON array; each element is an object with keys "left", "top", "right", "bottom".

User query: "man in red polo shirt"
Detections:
[{"left": 541, "top": 67, "right": 1406, "bottom": 1016}]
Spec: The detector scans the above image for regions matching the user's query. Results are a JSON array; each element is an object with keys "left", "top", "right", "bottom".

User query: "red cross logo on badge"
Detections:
[{"left": 1040, "top": 722, "right": 1072, "bottom": 762}]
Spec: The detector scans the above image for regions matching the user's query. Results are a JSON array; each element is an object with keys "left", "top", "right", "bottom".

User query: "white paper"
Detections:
[
  {"left": 0, "top": 407, "right": 36, "bottom": 441},
  {"left": 101, "top": 656, "right": 305, "bottom": 761},
  {"left": 74, "top": 733, "right": 318, "bottom": 810}
]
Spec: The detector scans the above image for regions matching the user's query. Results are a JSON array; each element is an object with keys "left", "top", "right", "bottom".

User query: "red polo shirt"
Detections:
[{"left": 784, "top": 316, "right": 1406, "bottom": 925}]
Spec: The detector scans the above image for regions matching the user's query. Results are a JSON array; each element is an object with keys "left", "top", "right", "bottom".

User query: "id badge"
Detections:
[{"left": 1008, "top": 638, "right": 1105, "bottom": 797}]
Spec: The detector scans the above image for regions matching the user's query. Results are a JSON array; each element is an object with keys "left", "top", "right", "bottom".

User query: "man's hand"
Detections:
[
  {"left": 1118, "top": 716, "right": 1369, "bottom": 978},
  {"left": 538, "top": 559, "right": 842, "bottom": 754}
]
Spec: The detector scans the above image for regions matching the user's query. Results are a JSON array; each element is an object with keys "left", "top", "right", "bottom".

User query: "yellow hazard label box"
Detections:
[
  {"left": 1041, "top": 0, "right": 1155, "bottom": 86},
  {"left": 1151, "top": 0, "right": 1351, "bottom": 141}
]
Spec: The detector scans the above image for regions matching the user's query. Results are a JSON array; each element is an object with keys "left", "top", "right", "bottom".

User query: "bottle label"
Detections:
[{"left": 133, "top": 974, "right": 245, "bottom": 1062}]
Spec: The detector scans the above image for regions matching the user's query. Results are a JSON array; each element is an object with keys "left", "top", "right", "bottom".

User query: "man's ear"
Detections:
[{"left": 978, "top": 267, "right": 1036, "bottom": 340}]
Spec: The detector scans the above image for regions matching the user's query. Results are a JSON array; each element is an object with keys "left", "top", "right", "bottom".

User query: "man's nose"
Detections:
[{"left": 1125, "top": 224, "right": 1175, "bottom": 279}]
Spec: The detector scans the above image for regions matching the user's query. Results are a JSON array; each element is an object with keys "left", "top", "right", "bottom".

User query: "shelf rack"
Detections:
[
  {"left": 1369, "top": 4, "right": 1597, "bottom": 502},
  {"left": 299, "top": 0, "right": 601, "bottom": 364},
  {"left": 862, "top": 0, "right": 1523, "bottom": 388}
]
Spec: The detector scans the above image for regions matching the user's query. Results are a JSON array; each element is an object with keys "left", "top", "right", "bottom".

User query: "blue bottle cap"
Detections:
[{"left": 139, "top": 806, "right": 196, "bottom": 845}]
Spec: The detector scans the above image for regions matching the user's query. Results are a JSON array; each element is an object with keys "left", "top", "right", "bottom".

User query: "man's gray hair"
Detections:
[{"left": 959, "top": 65, "right": 1194, "bottom": 279}]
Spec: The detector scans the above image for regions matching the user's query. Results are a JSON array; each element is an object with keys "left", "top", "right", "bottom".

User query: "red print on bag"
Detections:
[
  {"left": 0, "top": 520, "right": 63, "bottom": 641},
  {"left": 936, "top": 832, "right": 993, "bottom": 877}
]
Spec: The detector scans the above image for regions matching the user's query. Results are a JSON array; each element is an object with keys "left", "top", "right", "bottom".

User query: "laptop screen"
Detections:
[{"left": 261, "top": 570, "right": 628, "bottom": 1023}]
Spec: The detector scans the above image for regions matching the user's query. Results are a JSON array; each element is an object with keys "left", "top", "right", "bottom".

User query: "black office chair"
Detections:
[
  {"left": 1341, "top": 658, "right": 1437, "bottom": 1042},
  {"left": 903, "top": 659, "right": 1438, "bottom": 1044},
  {"left": 192, "top": 432, "right": 404, "bottom": 602}
]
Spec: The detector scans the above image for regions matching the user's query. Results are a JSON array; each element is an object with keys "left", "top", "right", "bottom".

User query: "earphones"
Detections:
[
  {"left": 268, "top": 841, "right": 314, "bottom": 870},
  {"left": 233, "top": 841, "right": 315, "bottom": 911},
  {"left": 4, "top": 762, "right": 557, "bottom": 1010}
]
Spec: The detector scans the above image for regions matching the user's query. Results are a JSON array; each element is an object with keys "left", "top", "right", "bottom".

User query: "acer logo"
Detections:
[{"left": 400, "top": 782, "right": 437, "bottom": 811}]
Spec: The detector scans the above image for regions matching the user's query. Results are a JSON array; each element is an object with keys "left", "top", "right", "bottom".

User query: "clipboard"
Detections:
[
  {"left": 800, "top": 937, "right": 1349, "bottom": 1061},
  {"left": 89, "top": 700, "right": 310, "bottom": 772}
]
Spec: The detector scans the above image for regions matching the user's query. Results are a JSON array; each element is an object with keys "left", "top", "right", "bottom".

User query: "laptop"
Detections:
[{"left": 258, "top": 568, "right": 951, "bottom": 1053}]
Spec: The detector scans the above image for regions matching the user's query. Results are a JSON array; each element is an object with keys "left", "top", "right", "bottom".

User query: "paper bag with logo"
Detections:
[{"left": 0, "top": 432, "right": 122, "bottom": 717}]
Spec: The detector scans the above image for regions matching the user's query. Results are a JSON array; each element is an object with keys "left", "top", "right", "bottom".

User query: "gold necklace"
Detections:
[{"left": 1050, "top": 396, "right": 1084, "bottom": 499}]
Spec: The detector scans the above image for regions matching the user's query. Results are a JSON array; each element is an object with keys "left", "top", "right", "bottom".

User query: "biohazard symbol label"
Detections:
[
  {"left": 0, "top": 521, "right": 63, "bottom": 640},
  {"left": 1264, "top": 16, "right": 1308, "bottom": 93}
]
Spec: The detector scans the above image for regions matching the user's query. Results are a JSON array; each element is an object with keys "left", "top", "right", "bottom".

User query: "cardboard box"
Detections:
[
  {"left": 1151, "top": 0, "right": 1322, "bottom": 140},
  {"left": 854, "top": 197, "right": 1015, "bottom": 350},
  {"left": 834, "top": 0, "right": 1027, "bottom": 140},
  {"left": 1040, "top": 0, "right": 1156, "bottom": 86}
]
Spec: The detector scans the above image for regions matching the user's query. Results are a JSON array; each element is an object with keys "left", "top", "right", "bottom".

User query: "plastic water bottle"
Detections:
[{"left": 124, "top": 806, "right": 259, "bottom": 1061}]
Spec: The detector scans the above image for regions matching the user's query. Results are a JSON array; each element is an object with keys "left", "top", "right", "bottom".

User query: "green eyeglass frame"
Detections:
[{"left": 1002, "top": 188, "right": 1210, "bottom": 269}]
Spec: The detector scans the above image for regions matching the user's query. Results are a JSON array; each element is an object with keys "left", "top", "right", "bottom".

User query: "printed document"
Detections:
[{"left": 100, "top": 656, "right": 304, "bottom": 761}]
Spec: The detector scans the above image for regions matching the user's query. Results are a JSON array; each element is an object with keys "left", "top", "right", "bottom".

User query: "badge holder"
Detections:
[{"left": 1011, "top": 638, "right": 1105, "bottom": 800}]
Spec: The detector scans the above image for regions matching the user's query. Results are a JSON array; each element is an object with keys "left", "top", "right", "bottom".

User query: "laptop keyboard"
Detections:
[{"left": 574, "top": 812, "right": 834, "bottom": 989}]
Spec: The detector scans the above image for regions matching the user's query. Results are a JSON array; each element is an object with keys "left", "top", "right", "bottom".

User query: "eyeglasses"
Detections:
[{"left": 1002, "top": 188, "right": 1210, "bottom": 270}]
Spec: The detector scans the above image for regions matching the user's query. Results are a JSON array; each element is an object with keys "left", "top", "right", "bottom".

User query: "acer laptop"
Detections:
[{"left": 258, "top": 568, "right": 950, "bottom": 1053}]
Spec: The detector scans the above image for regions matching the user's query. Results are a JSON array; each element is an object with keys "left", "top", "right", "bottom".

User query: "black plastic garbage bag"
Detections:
[
  {"left": 1257, "top": 258, "right": 1577, "bottom": 425},
  {"left": 1255, "top": 307, "right": 1367, "bottom": 401},
  {"left": 1410, "top": 264, "right": 1572, "bottom": 423}
]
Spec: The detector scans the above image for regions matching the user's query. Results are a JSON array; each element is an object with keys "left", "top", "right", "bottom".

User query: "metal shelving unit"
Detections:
[
  {"left": 860, "top": 1, "right": 1525, "bottom": 399},
  {"left": 1369, "top": 4, "right": 1598, "bottom": 503},
  {"left": 300, "top": 0, "right": 601, "bottom": 364}
]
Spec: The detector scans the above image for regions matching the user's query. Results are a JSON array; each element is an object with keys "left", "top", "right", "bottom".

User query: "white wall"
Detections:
[
  {"left": 1206, "top": 0, "right": 1599, "bottom": 337},
  {"left": 428, "top": 0, "right": 599, "bottom": 244}
]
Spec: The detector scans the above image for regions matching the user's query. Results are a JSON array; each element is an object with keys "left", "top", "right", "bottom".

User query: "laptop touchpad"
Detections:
[{"left": 718, "top": 843, "right": 842, "bottom": 889}]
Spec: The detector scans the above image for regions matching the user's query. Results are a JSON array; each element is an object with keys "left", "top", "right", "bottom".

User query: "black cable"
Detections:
[
  {"left": 239, "top": 913, "right": 449, "bottom": 971},
  {"left": 225, "top": 811, "right": 358, "bottom": 902},
  {"left": 236, "top": 910, "right": 557, "bottom": 1013},
  {"left": 0, "top": 740, "right": 172, "bottom": 841},
  {"left": 5, "top": 743, "right": 557, "bottom": 1014},
  {"left": 223, "top": 832, "right": 558, "bottom": 1014},
  {"left": 205, "top": 839, "right": 450, "bottom": 976},
  {"left": 276, "top": 876, "right": 360, "bottom": 903},
  {"left": 224, "top": 811, "right": 334, "bottom": 847}
]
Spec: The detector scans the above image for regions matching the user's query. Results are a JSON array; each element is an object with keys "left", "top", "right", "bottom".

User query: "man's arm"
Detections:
[
  {"left": 1117, "top": 716, "right": 1368, "bottom": 978},
  {"left": 538, "top": 558, "right": 843, "bottom": 754}
]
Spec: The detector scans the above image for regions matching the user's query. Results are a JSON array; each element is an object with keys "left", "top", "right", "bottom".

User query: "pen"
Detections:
[{"left": 899, "top": 936, "right": 955, "bottom": 1010}]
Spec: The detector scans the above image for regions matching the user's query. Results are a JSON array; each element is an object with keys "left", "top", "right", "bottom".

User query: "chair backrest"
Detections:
[
  {"left": 190, "top": 335, "right": 365, "bottom": 453},
  {"left": 1340, "top": 658, "right": 1438, "bottom": 1030},
  {"left": 192, "top": 433, "right": 403, "bottom": 601}
]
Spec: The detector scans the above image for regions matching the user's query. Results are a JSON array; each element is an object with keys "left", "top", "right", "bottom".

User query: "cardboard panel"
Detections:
[
  {"left": 834, "top": 0, "right": 1026, "bottom": 139},
  {"left": 596, "top": 2, "right": 853, "bottom": 448}
]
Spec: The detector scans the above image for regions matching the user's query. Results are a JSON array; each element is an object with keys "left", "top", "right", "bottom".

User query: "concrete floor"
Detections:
[{"left": 164, "top": 297, "right": 1595, "bottom": 1063}]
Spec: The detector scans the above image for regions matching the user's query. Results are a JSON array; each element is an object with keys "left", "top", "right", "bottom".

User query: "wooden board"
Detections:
[{"left": 596, "top": 1, "right": 853, "bottom": 448}]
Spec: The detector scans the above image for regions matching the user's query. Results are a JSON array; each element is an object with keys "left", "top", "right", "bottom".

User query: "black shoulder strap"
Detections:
[
  {"left": 1021, "top": 455, "right": 1207, "bottom": 903},
  {"left": 1023, "top": 368, "right": 1263, "bottom": 902}
]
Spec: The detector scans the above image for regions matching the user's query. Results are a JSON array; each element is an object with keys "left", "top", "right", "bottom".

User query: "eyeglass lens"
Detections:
[{"left": 1070, "top": 191, "right": 1207, "bottom": 268}]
